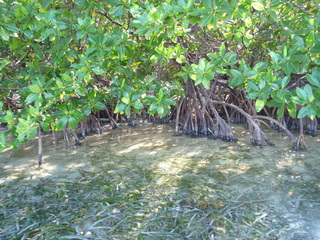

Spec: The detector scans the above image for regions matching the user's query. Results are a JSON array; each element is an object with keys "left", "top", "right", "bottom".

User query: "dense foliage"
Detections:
[{"left": 1, "top": 0, "right": 320, "bottom": 161}]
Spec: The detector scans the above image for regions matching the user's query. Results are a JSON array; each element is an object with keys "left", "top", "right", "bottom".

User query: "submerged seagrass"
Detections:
[{"left": 0, "top": 124, "right": 320, "bottom": 239}]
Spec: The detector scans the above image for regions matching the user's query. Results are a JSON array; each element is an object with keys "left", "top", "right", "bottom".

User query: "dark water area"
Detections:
[{"left": 1, "top": 124, "right": 320, "bottom": 239}]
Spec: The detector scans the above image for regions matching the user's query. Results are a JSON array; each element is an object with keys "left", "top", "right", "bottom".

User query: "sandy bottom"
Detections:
[{"left": 1, "top": 123, "right": 320, "bottom": 239}]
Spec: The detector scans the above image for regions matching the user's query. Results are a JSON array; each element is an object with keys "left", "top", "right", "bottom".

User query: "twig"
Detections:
[
  {"left": 95, "top": 11, "right": 123, "bottom": 27},
  {"left": 0, "top": 87, "right": 20, "bottom": 90}
]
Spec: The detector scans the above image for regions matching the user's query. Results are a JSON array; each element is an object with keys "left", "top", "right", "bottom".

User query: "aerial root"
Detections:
[
  {"left": 294, "top": 133, "right": 307, "bottom": 150},
  {"left": 213, "top": 120, "right": 236, "bottom": 142},
  {"left": 294, "top": 118, "right": 307, "bottom": 150},
  {"left": 251, "top": 115, "right": 299, "bottom": 149}
]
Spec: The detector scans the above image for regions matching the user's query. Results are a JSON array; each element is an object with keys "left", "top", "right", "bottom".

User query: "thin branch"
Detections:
[
  {"left": 290, "top": 2, "right": 313, "bottom": 15},
  {"left": 0, "top": 87, "right": 20, "bottom": 90},
  {"left": 96, "top": 11, "right": 123, "bottom": 27}
]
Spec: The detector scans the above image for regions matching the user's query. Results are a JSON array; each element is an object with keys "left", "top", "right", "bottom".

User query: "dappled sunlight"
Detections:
[
  {"left": 276, "top": 156, "right": 303, "bottom": 169},
  {"left": 156, "top": 156, "right": 191, "bottom": 174},
  {"left": 117, "top": 140, "right": 166, "bottom": 155},
  {"left": 217, "top": 164, "right": 251, "bottom": 175}
]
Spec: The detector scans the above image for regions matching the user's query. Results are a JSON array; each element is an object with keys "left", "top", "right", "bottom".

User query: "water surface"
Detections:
[{"left": 1, "top": 124, "right": 319, "bottom": 239}]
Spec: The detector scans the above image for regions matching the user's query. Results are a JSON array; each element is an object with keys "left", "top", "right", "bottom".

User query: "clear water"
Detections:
[{"left": 1, "top": 124, "right": 319, "bottom": 239}]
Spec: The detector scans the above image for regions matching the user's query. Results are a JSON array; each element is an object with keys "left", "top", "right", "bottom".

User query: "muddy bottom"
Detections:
[{"left": 1, "top": 124, "right": 320, "bottom": 239}]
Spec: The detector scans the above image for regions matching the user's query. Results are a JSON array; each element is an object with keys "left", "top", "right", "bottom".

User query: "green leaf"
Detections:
[
  {"left": 2, "top": 23, "right": 20, "bottom": 32},
  {"left": 145, "top": 95, "right": 157, "bottom": 101},
  {"left": 149, "top": 102, "right": 158, "bottom": 112},
  {"left": 283, "top": 62, "right": 296, "bottom": 76},
  {"left": 310, "top": 43, "right": 320, "bottom": 54},
  {"left": 198, "top": 59, "right": 206, "bottom": 71},
  {"left": 61, "top": 74, "right": 73, "bottom": 82},
  {"left": 202, "top": 79, "right": 210, "bottom": 89},
  {"left": 94, "top": 102, "right": 106, "bottom": 110},
  {"left": 82, "top": 105, "right": 91, "bottom": 117},
  {"left": 200, "top": 14, "right": 213, "bottom": 27},
  {"left": 28, "top": 106, "right": 40, "bottom": 118},
  {"left": 92, "top": 67, "right": 105, "bottom": 75},
  {"left": 307, "top": 71, "right": 320, "bottom": 87},
  {"left": 224, "top": 52, "right": 238, "bottom": 65},
  {"left": 27, "top": 127, "right": 38, "bottom": 140},
  {"left": 259, "top": 80, "right": 266, "bottom": 90},
  {"left": 131, "top": 94, "right": 141, "bottom": 102},
  {"left": 296, "top": 88, "right": 308, "bottom": 102},
  {"left": 40, "top": 122, "right": 50, "bottom": 132},
  {"left": 291, "top": 96, "right": 305, "bottom": 105},
  {"left": 293, "top": 36, "right": 305, "bottom": 48},
  {"left": 202, "top": 0, "right": 213, "bottom": 8},
  {"left": 25, "top": 93, "right": 38, "bottom": 104},
  {"left": 3, "top": 110, "right": 14, "bottom": 123},
  {"left": 157, "top": 105, "right": 164, "bottom": 117},
  {"left": 176, "top": 55, "right": 187, "bottom": 63},
  {"left": 132, "top": 101, "right": 144, "bottom": 110},
  {"left": 286, "top": 103, "right": 297, "bottom": 118},
  {"left": 244, "top": 70, "right": 257, "bottom": 77},
  {"left": 157, "top": 89, "right": 164, "bottom": 99},
  {"left": 277, "top": 104, "right": 285, "bottom": 119},
  {"left": 57, "top": 116, "right": 68, "bottom": 130},
  {"left": 297, "top": 106, "right": 308, "bottom": 118},
  {"left": 123, "top": 86, "right": 135, "bottom": 93},
  {"left": 68, "top": 117, "right": 78, "bottom": 130},
  {"left": 0, "top": 27, "right": 9, "bottom": 41},
  {"left": 134, "top": 27, "right": 149, "bottom": 35},
  {"left": 125, "top": 105, "right": 131, "bottom": 116},
  {"left": 281, "top": 76, "right": 290, "bottom": 88},
  {"left": 229, "top": 75, "right": 244, "bottom": 86},
  {"left": 269, "top": 51, "right": 280, "bottom": 63},
  {"left": 255, "top": 99, "right": 266, "bottom": 112},
  {"left": 105, "top": 0, "right": 121, "bottom": 5},
  {"left": 252, "top": 2, "right": 264, "bottom": 11},
  {"left": 254, "top": 62, "right": 268, "bottom": 71},
  {"left": 230, "top": 69, "right": 241, "bottom": 75},
  {"left": 72, "top": 111, "right": 84, "bottom": 121},
  {"left": 204, "top": 71, "right": 215, "bottom": 81},
  {"left": 248, "top": 81, "right": 259, "bottom": 92},
  {"left": 0, "top": 59, "right": 10, "bottom": 70},
  {"left": 162, "top": 99, "right": 176, "bottom": 105},
  {"left": 29, "top": 84, "right": 42, "bottom": 93},
  {"left": 219, "top": 44, "right": 226, "bottom": 55},
  {"left": 304, "top": 84, "right": 314, "bottom": 102},
  {"left": 266, "top": 99, "right": 282, "bottom": 107},
  {"left": 114, "top": 103, "right": 126, "bottom": 113},
  {"left": 192, "top": 74, "right": 201, "bottom": 85},
  {"left": 52, "top": 109, "right": 66, "bottom": 118},
  {"left": 121, "top": 97, "right": 130, "bottom": 104}
]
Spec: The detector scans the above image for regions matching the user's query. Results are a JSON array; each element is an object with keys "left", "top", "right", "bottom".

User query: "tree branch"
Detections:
[{"left": 96, "top": 11, "right": 123, "bottom": 27}]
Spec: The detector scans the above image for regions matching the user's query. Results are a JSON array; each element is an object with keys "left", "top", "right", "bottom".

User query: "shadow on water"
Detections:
[{"left": 0, "top": 124, "right": 320, "bottom": 239}]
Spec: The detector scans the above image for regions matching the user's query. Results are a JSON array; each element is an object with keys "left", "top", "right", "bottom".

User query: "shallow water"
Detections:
[{"left": 1, "top": 124, "right": 320, "bottom": 239}]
